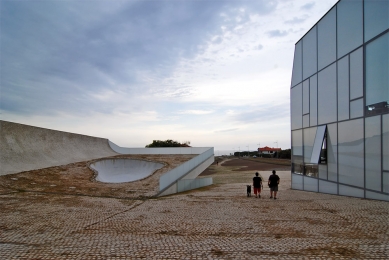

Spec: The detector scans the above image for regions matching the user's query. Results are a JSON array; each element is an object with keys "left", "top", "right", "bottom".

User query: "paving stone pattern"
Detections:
[{"left": 1, "top": 162, "right": 388, "bottom": 259}]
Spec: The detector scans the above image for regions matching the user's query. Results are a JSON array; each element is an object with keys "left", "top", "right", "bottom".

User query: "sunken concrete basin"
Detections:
[{"left": 89, "top": 159, "right": 164, "bottom": 183}]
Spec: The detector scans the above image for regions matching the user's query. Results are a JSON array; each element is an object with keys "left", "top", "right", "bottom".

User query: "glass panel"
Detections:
[
  {"left": 303, "top": 114, "right": 310, "bottom": 128},
  {"left": 318, "top": 7, "right": 336, "bottom": 70},
  {"left": 304, "top": 164, "right": 318, "bottom": 178},
  {"left": 291, "top": 84, "right": 303, "bottom": 130},
  {"left": 310, "top": 75, "right": 318, "bottom": 126},
  {"left": 291, "top": 41, "right": 303, "bottom": 87},
  {"left": 338, "top": 119, "right": 364, "bottom": 187},
  {"left": 319, "top": 180, "right": 337, "bottom": 195},
  {"left": 292, "top": 130, "right": 303, "bottom": 174},
  {"left": 350, "top": 98, "right": 364, "bottom": 118},
  {"left": 303, "top": 79, "right": 310, "bottom": 114},
  {"left": 339, "top": 185, "right": 364, "bottom": 198},
  {"left": 304, "top": 177, "right": 318, "bottom": 192},
  {"left": 383, "top": 114, "right": 389, "bottom": 171},
  {"left": 304, "top": 127, "right": 316, "bottom": 163},
  {"left": 303, "top": 27, "right": 317, "bottom": 80},
  {"left": 366, "top": 32, "right": 389, "bottom": 116},
  {"left": 350, "top": 47, "right": 363, "bottom": 99},
  {"left": 318, "top": 63, "right": 337, "bottom": 124},
  {"left": 292, "top": 174, "right": 303, "bottom": 190},
  {"left": 337, "top": 0, "right": 363, "bottom": 58},
  {"left": 327, "top": 123, "right": 338, "bottom": 182},
  {"left": 337, "top": 55, "right": 349, "bottom": 121},
  {"left": 384, "top": 172, "right": 389, "bottom": 193},
  {"left": 319, "top": 164, "right": 327, "bottom": 180},
  {"left": 365, "top": 116, "right": 382, "bottom": 192},
  {"left": 364, "top": 0, "right": 389, "bottom": 42},
  {"left": 366, "top": 191, "right": 389, "bottom": 201},
  {"left": 310, "top": 125, "right": 326, "bottom": 164}
]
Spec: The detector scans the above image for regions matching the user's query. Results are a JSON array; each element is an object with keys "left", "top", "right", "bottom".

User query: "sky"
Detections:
[{"left": 0, "top": 0, "right": 338, "bottom": 154}]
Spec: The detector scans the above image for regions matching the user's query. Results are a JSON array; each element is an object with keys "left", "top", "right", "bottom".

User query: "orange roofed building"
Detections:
[{"left": 258, "top": 146, "right": 281, "bottom": 155}]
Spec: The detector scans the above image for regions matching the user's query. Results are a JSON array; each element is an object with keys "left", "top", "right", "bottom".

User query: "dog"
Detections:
[{"left": 246, "top": 185, "right": 251, "bottom": 197}]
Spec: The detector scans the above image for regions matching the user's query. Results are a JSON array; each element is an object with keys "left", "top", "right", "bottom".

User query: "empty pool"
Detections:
[{"left": 89, "top": 159, "right": 164, "bottom": 183}]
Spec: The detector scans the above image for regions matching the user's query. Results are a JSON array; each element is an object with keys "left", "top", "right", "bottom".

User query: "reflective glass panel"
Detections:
[
  {"left": 383, "top": 114, "right": 389, "bottom": 171},
  {"left": 292, "top": 130, "right": 303, "bottom": 174},
  {"left": 339, "top": 185, "right": 364, "bottom": 198},
  {"left": 310, "top": 75, "right": 318, "bottom": 126},
  {"left": 337, "top": 0, "right": 363, "bottom": 58},
  {"left": 318, "top": 63, "right": 337, "bottom": 124},
  {"left": 303, "top": 27, "right": 317, "bottom": 80},
  {"left": 327, "top": 123, "right": 337, "bottom": 182},
  {"left": 364, "top": 0, "right": 389, "bottom": 42},
  {"left": 303, "top": 114, "right": 310, "bottom": 128},
  {"left": 303, "top": 79, "right": 309, "bottom": 115},
  {"left": 291, "top": 41, "right": 303, "bottom": 87},
  {"left": 319, "top": 180, "right": 337, "bottom": 195},
  {"left": 365, "top": 116, "right": 382, "bottom": 191},
  {"left": 319, "top": 164, "right": 327, "bottom": 180},
  {"left": 366, "top": 32, "right": 389, "bottom": 114},
  {"left": 311, "top": 125, "right": 326, "bottom": 164},
  {"left": 350, "top": 47, "right": 363, "bottom": 99},
  {"left": 338, "top": 119, "right": 364, "bottom": 187},
  {"left": 304, "top": 127, "right": 316, "bottom": 163},
  {"left": 350, "top": 98, "right": 364, "bottom": 119},
  {"left": 384, "top": 172, "right": 389, "bottom": 193},
  {"left": 304, "top": 177, "right": 318, "bottom": 192},
  {"left": 337, "top": 55, "right": 349, "bottom": 121},
  {"left": 318, "top": 7, "right": 336, "bottom": 70},
  {"left": 291, "top": 84, "right": 303, "bottom": 130}
]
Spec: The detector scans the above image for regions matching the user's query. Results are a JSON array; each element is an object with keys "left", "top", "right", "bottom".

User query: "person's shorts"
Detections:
[
  {"left": 270, "top": 186, "right": 278, "bottom": 191},
  {"left": 254, "top": 187, "right": 261, "bottom": 194}
]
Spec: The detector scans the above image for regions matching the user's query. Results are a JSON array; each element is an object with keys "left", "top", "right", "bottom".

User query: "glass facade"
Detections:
[{"left": 290, "top": 0, "right": 389, "bottom": 201}]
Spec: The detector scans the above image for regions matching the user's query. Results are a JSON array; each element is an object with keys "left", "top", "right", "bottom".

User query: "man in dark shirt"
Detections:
[
  {"left": 268, "top": 170, "right": 280, "bottom": 199},
  {"left": 253, "top": 172, "right": 263, "bottom": 198}
]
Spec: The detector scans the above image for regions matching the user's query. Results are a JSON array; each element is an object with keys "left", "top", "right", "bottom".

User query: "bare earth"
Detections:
[{"left": 1, "top": 156, "right": 388, "bottom": 259}]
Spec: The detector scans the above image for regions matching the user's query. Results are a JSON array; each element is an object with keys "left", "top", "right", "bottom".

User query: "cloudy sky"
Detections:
[{"left": 0, "top": 0, "right": 338, "bottom": 153}]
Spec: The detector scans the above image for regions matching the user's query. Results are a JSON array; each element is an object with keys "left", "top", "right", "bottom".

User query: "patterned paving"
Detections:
[{"left": 1, "top": 170, "right": 388, "bottom": 259}]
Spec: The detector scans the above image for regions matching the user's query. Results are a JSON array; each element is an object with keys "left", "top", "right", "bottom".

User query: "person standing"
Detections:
[
  {"left": 268, "top": 170, "right": 280, "bottom": 199},
  {"left": 253, "top": 172, "right": 263, "bottom": 198}
]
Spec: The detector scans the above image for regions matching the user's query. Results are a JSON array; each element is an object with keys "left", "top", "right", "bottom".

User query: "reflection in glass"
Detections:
[
  {"left": 303, "top": 27, "right": 317, "bottom": 80},
  {"left": 338, "top": 119, "right": 364, "bottom": 187},
  {"left": 327, "top": 123, "right": 338, "bottom": 182},
  {"left": 291, "top": 41, "right": 303, "bottom": 87},
  {"left": 364, "top": 0, "right": 389, "bottom": 42},
  {"left": 365, "top": 116, "right": 382, "bottom": 192},
  {"left": 337, "top": 0, "right": 363, "bottom": 58},
  {"left": 318, "top": 63, "right": 337, "bottom": 124},
  {"left": 350, "top": 47, "right": 363, "bottom": 99},
  {"left": 310, "top": 75, "right": 318, "bottom": 126},
  {"left": 303, "top": 114, "right": 309, "bottom": 128},
  {"left": 318, "top": 7, "right": 336, "bottom": 70},
  {"left": 337, "top": 56, "right": 349, "bottom": 121},
  {"left": 383, "top": 114, "right": 389, "bottom": 171},
  {"left": 292, "top": 130, "right": 303, "bottom": 174},
  {"left": 339, "top": 185, "right": 364, "bottom": 198},
  {"left": 304, "top": 127, "right": 316, "bottom": 163},
  {"left": 304, "top": 176, "right": 318, "bottom": 191},
  {"left": 310, "top": 125, "right": 326, "bottom": 164},
  {"left": 366, "top": 32, "right": 389, "bottom": 116},
  {"left": 319, "top": 180, "right": 337, "bottom": 195},
  {"left": 291, "top": 84, "right": 303, "bottom": 130},
  {"left": 384, "top": 172, "right": 389, "bottom": 193},
  {"left": 319, "top": 164, "right": 327, "bottom": 180},
  {"left": 350, "top": 98, "right": 364, "bottom": 119},
  {"left": 303, "top": 79, "right": 309, "bottom": 114}
]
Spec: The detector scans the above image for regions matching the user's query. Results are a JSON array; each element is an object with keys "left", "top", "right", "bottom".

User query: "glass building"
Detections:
[{"left": 290, "top": 0, "right": 388, "bottom": 201}]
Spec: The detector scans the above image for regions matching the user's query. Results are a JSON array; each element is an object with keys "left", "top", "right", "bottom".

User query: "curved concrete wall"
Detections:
[
  {"left": 90, "top": 158, "right": 164, "bottom": 183},
  {"left": 0, "top": 120, "right": 118, "bottom": 176}
]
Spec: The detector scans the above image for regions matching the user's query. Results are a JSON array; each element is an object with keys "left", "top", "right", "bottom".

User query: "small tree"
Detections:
[{"left": 145, "top": 139, "right": 191, "bottom": 148}]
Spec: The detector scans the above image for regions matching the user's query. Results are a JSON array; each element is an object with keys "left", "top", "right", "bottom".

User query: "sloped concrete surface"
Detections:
[
  {"left": 90, "top": 158, "right": 164, "bottom": 183},
  {"left": 0, "top": 120, "right": 118, "bottom": 176}
]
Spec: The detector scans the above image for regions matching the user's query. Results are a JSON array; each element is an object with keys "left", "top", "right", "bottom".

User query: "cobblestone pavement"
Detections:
[{"left": 1, "top": 159, "right": 388, "bottom": 259}]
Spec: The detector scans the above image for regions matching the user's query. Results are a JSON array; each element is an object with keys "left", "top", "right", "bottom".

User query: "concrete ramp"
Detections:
[
  {"left": 90, "top": 159, "right": 164, "bottom": 183},
  {"left": 0, "top": 120, "right": 118, "bottom": 176}
]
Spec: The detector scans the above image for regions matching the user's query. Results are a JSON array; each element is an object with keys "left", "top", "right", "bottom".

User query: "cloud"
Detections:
[
  {"left": 231, "top": 104, "right": 290, "bottom": 124},
  {"left": 257, "top": 44, "right": 264, "bottom": 50},
  {"left": 301, "top": 2, "right": 315, "bottom": 10},
  {"left": 214, "top": 128, "right": 239, "bottom": 133},
  {"left": 177, "top": 110, "right": 214, "bottom": 115},
  {"left": 285, "top": 16, "right": 307, "bottom": 24},
  {"left": 266, "top": 30, "right": 288, "bottom": 38}
]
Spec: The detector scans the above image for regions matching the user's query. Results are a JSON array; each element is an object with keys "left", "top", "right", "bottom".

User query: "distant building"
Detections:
[
  {"left": 290, "top": 0, "right": 388, "bottom": 201},
  {"left": 258, "top": 146, "right": 281, "bottom": 155}
]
